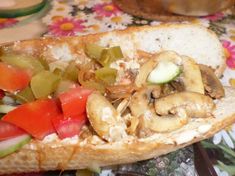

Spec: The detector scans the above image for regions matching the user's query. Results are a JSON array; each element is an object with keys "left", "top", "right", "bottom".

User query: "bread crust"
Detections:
[
  {"left": 1, "top": 24, "right": 226, "bottom": 76},
  {"left": 0, "top": 24, "right": 230, "bottom": 175}
]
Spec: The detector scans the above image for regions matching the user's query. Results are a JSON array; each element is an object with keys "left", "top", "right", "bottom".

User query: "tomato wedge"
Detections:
[
  {"left": 2, "top": 99, "right": 61, "bottom": 139},
  {"left": 59, "top": 87, "right": 93, "bottom": 117},
  {"left": 0, "top": 90, "right": 4, "bottom": 99},
  {"left": 0, "top": 121, "right": 27, "bottom": 141},
  {"left": 0, "top": 62, "right": 31, "bottom": 92},
  {"left": 52, "top": 114, "right": 87, "bottom": 139}
]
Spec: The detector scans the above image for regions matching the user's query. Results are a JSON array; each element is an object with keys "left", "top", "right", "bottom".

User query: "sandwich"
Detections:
[{"left": 0, "top": 24, "right": 234, "bottom": 175}]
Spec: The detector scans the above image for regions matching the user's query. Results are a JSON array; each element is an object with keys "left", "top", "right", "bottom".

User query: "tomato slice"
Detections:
[
  {"left": 59, "top": 87, "right": 93, "bottom": 117},
  {"left": 0, "top": 90, "right": 4, "bottom": 99},
  {"left": 0, "top": 121, "right": 27, "bottom": 141},
  {"left": 52, "top": 114, "right": 87, "bottom": 139},
  {"left": 2, "top": 99, "right": 61, "bottom": 139},
  {"left": 0, "top": 62, "right": 31, "bottom": 92}
]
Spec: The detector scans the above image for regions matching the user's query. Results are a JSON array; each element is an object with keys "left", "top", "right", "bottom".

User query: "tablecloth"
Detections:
[{"left": 1, "top": 0, "right": 235, "bottom": 175}]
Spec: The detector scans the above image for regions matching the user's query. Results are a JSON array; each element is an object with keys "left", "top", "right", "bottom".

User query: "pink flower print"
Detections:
[
  {"left": 222, "top": 40, "right": 235, "bottom": 69},
  {"left": 92, "top": 3, "right": 120, "bottom": 17},
  {"left": 48, "top": 18, "right": 85, "bottom": 36},
  {"left": 0, "top": 18, "right": 18, "bottom": 29},
  {"left": 203, "top": 12, "right": 224, "bottom": 21}
]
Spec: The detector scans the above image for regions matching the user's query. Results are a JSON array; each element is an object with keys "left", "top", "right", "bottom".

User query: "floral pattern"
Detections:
[
  {"left": 92, "top": 2, "right": 120, "bottom": 17},
  {"left": 48, "top": 18, "right": 85, "bottom": 36},
  {"left": 203, "top": 12, "right": 225, "bottom": 21},
  {"left": 213, "top": 129, "right": 235, "bottom": 149},
  {"left": 223, "top": 40, "right": 235, "bottom": 69},
  {"left": 0, "top": 18, "right": 18, "bottom": 29}
]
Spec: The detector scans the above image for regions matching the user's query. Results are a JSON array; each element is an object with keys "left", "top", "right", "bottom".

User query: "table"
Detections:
[{"left": 1, "top": 0, "right": 235, "bottom": 175}]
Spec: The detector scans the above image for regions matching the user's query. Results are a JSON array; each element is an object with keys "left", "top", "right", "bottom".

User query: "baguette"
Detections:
[{"left": 0, "top": 24, "right": 233, "bottom": 175}]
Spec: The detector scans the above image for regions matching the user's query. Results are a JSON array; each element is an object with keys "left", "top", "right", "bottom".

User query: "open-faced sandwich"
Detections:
[{"left": 0, "top": 24, "right": 235, "bottom": 175}]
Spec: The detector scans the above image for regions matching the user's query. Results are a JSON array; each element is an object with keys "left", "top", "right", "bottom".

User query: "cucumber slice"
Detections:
[
  {"left": 147, "top": 61, "right": 181, "bottom": 84},
  {"left": 0, "top": 105, "right": 16, "bottom": 114},
  {"left": 0, "top": 134, "right": 31, "bottom": 158},
  {"left": 0, "top": 0, "right": 47, "bottom": 18}
]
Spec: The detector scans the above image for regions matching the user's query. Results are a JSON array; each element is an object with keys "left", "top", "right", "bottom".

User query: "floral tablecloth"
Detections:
[{"left": 1, "top": 0, "right": 235, "bottom": 175}]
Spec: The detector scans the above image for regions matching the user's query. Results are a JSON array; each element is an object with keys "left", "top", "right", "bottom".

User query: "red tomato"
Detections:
[
  {"left": 0, "top": 89, "right": 4, "bottom": 99},
  {"left": 0, "top": 62, "right": 31, "bottom": 92},
  {"left": 52, "top": 114, "right": 87, "bottom": 139},
  {"left": 2, "top": 99, "right": 61, "bottom": 139},
  {"left": 59, "top": 87, "right": 93, "bottom": 117},
  {"left": 0, "top": 121, "right": 27, "bottom": 140}
]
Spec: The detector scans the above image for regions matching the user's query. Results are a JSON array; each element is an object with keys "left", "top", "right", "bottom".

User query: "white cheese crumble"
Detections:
[
  {"left": 110, "top": 60, "right": 140, "bottom": 84},
  {"left": 198, "top": 124, "right": 212, "bottom": 134},
  {"left": 90, "top": 135, "right": 105, "bottom": 145},
  {"left": 50, "top": 44, "right": 72, "bottom": 61},
  {"left": 42, "top": 133, "right": 58, "bottom": 143},
  {"left": 175, "top": 130, "right": 199, "bottom": 145},
  {"left": 61, "top": 135, "right": 79, "bottom": 144},
  {"left": 42, "top": 133, "right": 79, "bottom": 145},
  {"left": 108, "top": 125, "right": 127, "bottom": 142},
  {"left": 144, "top": 110, "right": 153, "bottom": 120},
  {"left": 110, "top": 60, "right": 140, "bottom": 71},
  {"left": 101, "top": 107, "right": 113, "bottom": 122}
]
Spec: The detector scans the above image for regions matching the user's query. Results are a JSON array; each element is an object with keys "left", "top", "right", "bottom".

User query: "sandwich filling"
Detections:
[{"left": 0, "top": 44, "right": 224, "bottom": 158}]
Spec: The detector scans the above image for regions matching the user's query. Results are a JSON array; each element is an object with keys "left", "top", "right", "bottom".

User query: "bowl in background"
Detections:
[{"left": 136, "top": 0, "right": 234, "bottom": 16}]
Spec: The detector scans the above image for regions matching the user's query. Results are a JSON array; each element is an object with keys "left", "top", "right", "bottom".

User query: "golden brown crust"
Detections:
[{"left": 0, "top": 24, "right": 230, "bottom": 175}]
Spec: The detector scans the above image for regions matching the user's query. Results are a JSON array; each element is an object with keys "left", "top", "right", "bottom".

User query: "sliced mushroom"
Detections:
[
  {"left": 199, "top": 64, "right": 225, "bottom": 99},
  {"left": 151, "top": 85, "right": 161, "bottom": 99},
  {"left": 129, "top": 86, "right": 189, "bottom": 136},
  {"left": 124, "top": 114, "right": 139, "bottom": 135},
  {"left": 135, "top": 58, "right": 157, "bottom": 87},
  {"left": 155, "top": 92, "right": 215, "bottom": 118},
  {"left": 169, "top": 81, "right": 185, "bottom": 92},
  {"left": 129, "top": 86, "right": 157, "bottom": 117},
  {"left": 155, "top": 52, "right": 204, "bottom": 94},
  {"left": 86, "top": 92, "right": 127, "bottom": 142},
  {"left": 181, "top": 56, "right": 204, "bottom": 94}
]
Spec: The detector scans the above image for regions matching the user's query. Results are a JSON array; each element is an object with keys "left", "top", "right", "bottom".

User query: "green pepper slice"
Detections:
[
  {"left": 15, "top": 86, "right": 35, "bottom": 103},
  {"left": 63, "top": 62, "right": 79, "bottom": 82},
  {"left": 99, "top": 46, "right": 123, "bottom": 66},
  {"left": 85, "top": 44, "right": 124, "bottom": 66},
  {"left": 30, "top": 71, "right": 60, "bottom": 99},
  {"left": 0, "top": 54, "right": 44, "bottom": 75},
  {"left": 85, "top": 43, "right": 105, "bottom": 60},
  {"left": 38, "top": 57, "right": 49, "bottom": 70},
  {"left": 55, "top": 80, "right": 77, "bottom": 96},
  {"left": 95, "top": 67, "right": 117, "bottom": 85}
]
